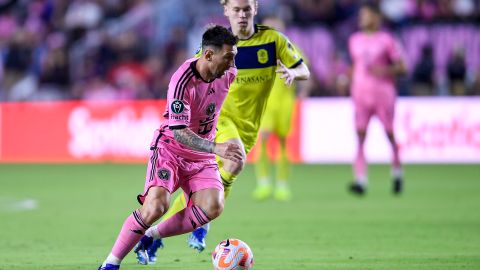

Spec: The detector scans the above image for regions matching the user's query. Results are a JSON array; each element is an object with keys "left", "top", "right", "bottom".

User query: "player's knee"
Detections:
[
  {"left": 141, "top": 200, "right": 169, "bottom": 224},
  {"left": 386, "top": 131, "right": 395, "bottom": 140},
  {"left": 200, "top": 199, "right": 224, "bottom": 220},
  {"left": 356, "top": 130, "right": 367, "bottom": 140}
]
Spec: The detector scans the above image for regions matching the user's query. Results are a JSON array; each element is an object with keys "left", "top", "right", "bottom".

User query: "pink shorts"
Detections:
[
  {"left": 137, "top": 144, "right": 224, "bottom": 205},
  {"left": 354, "top": 97, "right": 395, "bottom": 132}
]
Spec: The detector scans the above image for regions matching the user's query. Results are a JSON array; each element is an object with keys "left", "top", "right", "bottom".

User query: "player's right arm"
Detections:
[{"left": 173, "top": 128, "right": 243, "bottom": 162}]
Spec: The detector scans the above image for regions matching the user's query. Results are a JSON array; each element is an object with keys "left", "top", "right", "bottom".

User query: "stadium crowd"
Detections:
[{"left": 1, "top": 0, "right": 480, "bottom": 101}]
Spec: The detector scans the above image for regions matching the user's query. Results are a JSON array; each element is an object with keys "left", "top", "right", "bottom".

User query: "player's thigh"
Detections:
[
  {"left": 375, "top": 100, "right": 395, "bottom": 133},
  {"left": 354, "top": 101, "right": 374, "bottom": 132},
  {"left": 260, "top": 102, "right": 276, "bottom": 134},
  {"left": 277, "top": 100, "right": 294, "bottom": 138},
  {"left": 182, "top": 163, "right": 225, "bottom": 218},
  {"left": 216, "top": 118, "right": 246, "bottom": 174},
  {"left": 216, "top": 116, "right": 240, "bottom": 144},
  {"left": 139, "top": 147, "right": 177, "bottom": 204}
]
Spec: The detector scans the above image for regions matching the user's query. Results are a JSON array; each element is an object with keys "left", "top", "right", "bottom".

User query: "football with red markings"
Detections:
[{"left": 211, "top": 238, "right": 254, "bottom": 270}]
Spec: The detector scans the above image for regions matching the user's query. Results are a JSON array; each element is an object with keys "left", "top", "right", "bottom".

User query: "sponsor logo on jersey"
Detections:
[
  {"left": 235, "top": 74, "right": 273, "bottom": 84},
  {"left": 206, "top": 103, "right": 216, "bottom": 116},
  {"left": 257, "top": 49, "right": 269, "bottom": 64},
  {"left": 170, "top": 115, "right": 188, "bottom": 121},
  {"left": 171, "top": 100, "right": 185, "bottom": 114}
]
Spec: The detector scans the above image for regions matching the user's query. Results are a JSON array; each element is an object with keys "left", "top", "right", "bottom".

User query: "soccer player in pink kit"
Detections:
[
  {"left": 98, "top": 25, "right": 241, "bottom": 270},
  {"left": 348, "top": 4, "right": 407, "bottom": 195}
]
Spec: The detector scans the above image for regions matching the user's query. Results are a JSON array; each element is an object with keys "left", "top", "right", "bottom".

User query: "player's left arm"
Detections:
[
  {"left": 274, "top": 32, "right": 310, "bottom": 86},
  {"left": 371, "top": 35, "right": 408, "bottom": 77},
  {"left": 276, "top": 60, "right": 310, "bottom": 86}
]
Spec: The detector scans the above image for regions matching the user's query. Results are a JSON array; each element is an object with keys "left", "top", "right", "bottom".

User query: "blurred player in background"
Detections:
[
  {"left": 253, "top": 16, "right": 311, "bottom": 202},
  {"left": 140, "top": 0, "right": 310, "bottom": 261},
  {"left": 348, "top": 3, "right": 407, "bottom": 196},
  {"left": 97, "top": 25, "right": 241, "bottom": 270}
]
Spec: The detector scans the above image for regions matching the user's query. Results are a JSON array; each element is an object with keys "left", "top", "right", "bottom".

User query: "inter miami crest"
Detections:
[
  {"left": 171, "top": 100, "right": 185, "bottom": 114},
  {"left": 157, "top": 168, "right": 170, "bottom": 181},
  {"left": 206, "top": 103, "right": 216, "bottom": 116}
]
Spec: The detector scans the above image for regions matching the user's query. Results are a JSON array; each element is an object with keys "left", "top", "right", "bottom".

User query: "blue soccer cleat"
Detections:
[
  {"left": 146, "top": 239, "right": 164, "bottom": 264},
  {"left": 98, "top": 264, "right": 120, "bottom": 270},
  {"left": 187, "top": 227, "right": 208, "bottom": 252},
  {"left": 134, "top": 235, "right": 153, "bottom": 265}
]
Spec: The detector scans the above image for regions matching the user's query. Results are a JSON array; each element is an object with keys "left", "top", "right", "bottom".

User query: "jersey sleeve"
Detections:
[
  {"left": 166, "top": 74, "right": 192, "bottom": 129},
  {"left": 276, "top": 31, "right": 303, "bottom": 69}
]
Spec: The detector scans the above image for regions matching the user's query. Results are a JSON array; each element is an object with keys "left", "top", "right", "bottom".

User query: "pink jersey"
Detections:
[
  {"left": 152, "top": 58, "right": 237, "bottom": 160},
  {"left": 349, "top": 31, "right": 404, "bottom": 103}
]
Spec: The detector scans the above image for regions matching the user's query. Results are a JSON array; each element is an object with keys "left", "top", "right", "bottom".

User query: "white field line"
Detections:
[{"left": 0, "top": 198, "right": 38, "bottom": 212}]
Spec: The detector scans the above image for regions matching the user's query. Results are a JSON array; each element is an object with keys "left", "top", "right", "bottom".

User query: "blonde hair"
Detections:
[{"left": 220, "top": 0, "right": 257, "bottom": 5}]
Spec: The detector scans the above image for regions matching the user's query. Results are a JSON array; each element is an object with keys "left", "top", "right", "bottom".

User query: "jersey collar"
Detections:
[
  {"left": 228, "top": 24, "right": 258, "bottom": 41},
  {"left": 190, "top": 60, "right": 215, "bottom": 83}
]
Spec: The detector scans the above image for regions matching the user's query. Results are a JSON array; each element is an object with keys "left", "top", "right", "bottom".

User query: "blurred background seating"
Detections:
[{"left": 1, "top": 0, "right": 479, "bottom": 101}]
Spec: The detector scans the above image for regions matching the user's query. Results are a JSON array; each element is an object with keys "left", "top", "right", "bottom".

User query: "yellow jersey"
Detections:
[{"left": 217, "top": 24, "right": 303, "bottom": 152}]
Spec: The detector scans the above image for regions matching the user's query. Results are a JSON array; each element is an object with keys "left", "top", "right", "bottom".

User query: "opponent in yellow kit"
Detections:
[
  {"left": 253, "top": 16, "right": 311, "bottom": 202},
  {"left": 253, "top": 70, "right": 296, "bottom": 201},
  {"left": 153, "top": 0, "right": 310, "bottom": 255}
]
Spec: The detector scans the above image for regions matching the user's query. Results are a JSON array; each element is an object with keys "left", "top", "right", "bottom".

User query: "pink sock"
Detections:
[
  {"left": 354, "top": 138, "right": 367, "bottom": 183},
  {"left": 111, "top": 210, "right": 149, "bottom": 260},
  {"left": 154, "top": 205, "right": 211, "bottom": 238}
]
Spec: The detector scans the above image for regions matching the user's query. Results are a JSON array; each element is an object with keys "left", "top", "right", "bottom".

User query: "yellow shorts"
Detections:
[
  {"left": 260, "top": 93, "right": 294, "bottom": 138},
  {"left": 215, "top": 114, "right": 257, "bottom": 155}
]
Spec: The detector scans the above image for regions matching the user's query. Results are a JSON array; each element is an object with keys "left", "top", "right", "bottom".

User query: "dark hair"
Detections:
[
  {"left": 201, "top": 25, "right": 238, "bottom": 50},
  {"left": 361, "top": 2, "right": 381, "bottom": 15}
]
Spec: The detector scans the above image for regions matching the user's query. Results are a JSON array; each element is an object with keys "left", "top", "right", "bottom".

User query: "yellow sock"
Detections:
[
  {"left": 219, "top": 167, "right": 237, "bottom": 198},
  {"left": 277, "top": 139, "right": 289, "bottom": 183},
  {"left": 160, "top": 192, "right": 187, "bottom": 221},
  {"left": 255, "top": 138, "right": 270, "bottom": 184}
]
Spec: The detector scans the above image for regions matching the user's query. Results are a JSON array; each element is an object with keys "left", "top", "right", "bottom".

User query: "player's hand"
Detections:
[
  {"left": 213, "top": 142, "right": 243, "bottom": 163},
  {"left": 276, "top": 60, "right": 296, "bottom": 86}
]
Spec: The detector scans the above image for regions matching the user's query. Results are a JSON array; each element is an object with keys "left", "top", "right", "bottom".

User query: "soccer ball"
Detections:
[{"left": 211, "top": 238, "right": 254, "bottom": 270}]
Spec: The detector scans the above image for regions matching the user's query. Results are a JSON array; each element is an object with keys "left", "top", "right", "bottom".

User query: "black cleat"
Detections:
[
  {"left": 349, "top": 182, "right": 366, "bottom": 196},
  {"left": 393, "top": 177, "right": 403, "bottom": 195}
]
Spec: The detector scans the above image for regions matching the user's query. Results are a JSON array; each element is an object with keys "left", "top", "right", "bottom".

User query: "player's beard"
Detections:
[{"left": 215, "top": 70, "right": 225, "bottom": 79}]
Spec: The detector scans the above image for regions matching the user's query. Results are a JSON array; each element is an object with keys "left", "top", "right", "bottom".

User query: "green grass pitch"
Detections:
[{"left": 0, "top": 164, "right": 479, "bottom": 270}]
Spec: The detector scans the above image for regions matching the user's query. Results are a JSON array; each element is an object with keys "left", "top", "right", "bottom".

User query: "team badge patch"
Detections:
[
  {"left": 257, "top": 49, "right": 268, "bottom": 64},
  {"left": 157, "top": 168, "right": 170, "bottom": 181},
  {"left": 206, "top": 102, "right": 216, "bottom": 116},
  {"left": 171, "top": 100, "right": 185, "bottom": 114}
]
